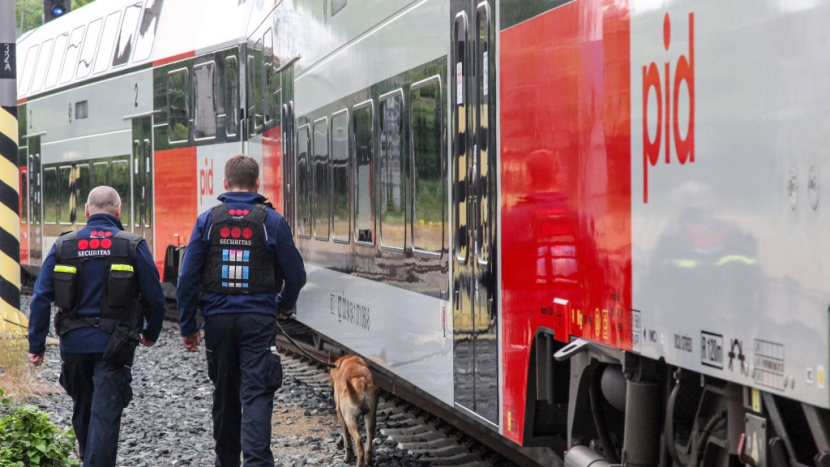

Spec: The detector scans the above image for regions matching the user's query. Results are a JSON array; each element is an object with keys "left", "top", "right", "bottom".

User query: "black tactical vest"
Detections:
[
  {"left": 52, "top": 230, "right": 144, "bottom": 337},
  {"left": 200, "top": 204, "right": 277, "bottom": 294}
]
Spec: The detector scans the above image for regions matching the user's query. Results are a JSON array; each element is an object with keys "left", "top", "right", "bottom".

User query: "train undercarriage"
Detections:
[{"left": 525, "top": 332, "right": 830, "bottom": 467}]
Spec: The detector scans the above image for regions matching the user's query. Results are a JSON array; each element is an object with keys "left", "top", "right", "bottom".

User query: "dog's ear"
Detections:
[{"left": 328, "top": 349, "right": 336, "bottom": 363}]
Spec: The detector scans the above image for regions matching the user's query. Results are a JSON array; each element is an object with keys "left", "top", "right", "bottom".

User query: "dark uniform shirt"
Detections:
[
  {"left": 28, "top": 214, "right": 166, "bottom": 354},
  {"left": 177, "top": 192, "right": 306, "bottom": 337}
]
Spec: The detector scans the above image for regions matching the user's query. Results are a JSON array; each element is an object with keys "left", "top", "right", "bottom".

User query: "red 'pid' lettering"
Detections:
[{"left": 642, "top": 12, "right": 695, "bottom": 203}]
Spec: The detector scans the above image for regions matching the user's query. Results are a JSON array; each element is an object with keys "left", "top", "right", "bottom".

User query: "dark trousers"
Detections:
[
  {"left": 204, "top": 313, "right": 283, "bottom": 467},
  {"left": 59, "top": 352, "right": 132, "bottom": 467}
]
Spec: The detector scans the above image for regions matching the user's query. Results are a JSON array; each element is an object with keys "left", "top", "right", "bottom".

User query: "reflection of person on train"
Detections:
[{"left": 644, "top": 182, "right": 764, "bottom": 324}]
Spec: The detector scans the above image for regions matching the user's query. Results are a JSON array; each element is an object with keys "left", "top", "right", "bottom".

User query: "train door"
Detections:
[
  {"left": 452, "top": 0, "right": 498, "bottom": 427},
  {"left": 281, "top": 65, "right": 295, "bottom": 231},
  {"left": 131, "top": 116, "right": 153, "bottom": 252},
  {"left": 26, "top": 135, "right": 42, "bottom": 265}
]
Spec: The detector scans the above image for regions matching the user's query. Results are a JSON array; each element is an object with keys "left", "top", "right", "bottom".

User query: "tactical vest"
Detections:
[
  {"left": 52, "top": 230, "right": 144, "bottom": 337},
  {"left": 200, "top": 204, "right": 278, "bottom": 294}
]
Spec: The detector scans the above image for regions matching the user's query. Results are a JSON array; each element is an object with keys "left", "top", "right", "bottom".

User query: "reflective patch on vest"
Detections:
[
  {"left": 54, "top": 265, "right": 77, "bottom": 273},
  {"left": 62, "top": 236, "right": 130, "bottom": 258}
]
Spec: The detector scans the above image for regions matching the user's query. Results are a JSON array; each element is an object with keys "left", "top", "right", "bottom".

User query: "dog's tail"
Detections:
[{"left": 347, "top": 376, "right": 379, "bottom": 416}]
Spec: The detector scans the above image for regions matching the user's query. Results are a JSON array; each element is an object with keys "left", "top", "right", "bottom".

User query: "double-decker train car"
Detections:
[{"left": 16, "top": 0, "right": 830, "bottom": 465}]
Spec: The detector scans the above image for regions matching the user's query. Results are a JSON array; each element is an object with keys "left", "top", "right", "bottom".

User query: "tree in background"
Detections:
[{"left": 16, "top": 0, "right": 97, "bottom": 36}]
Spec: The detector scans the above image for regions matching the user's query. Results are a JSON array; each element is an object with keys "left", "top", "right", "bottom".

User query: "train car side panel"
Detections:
[{"left": 499, "top": 0, "right": 632, "bottom": 444}]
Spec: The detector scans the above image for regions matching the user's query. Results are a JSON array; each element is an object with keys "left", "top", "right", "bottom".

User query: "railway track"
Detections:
[{"left": 274, "top": 319, "right": 546, "bottom": 467}]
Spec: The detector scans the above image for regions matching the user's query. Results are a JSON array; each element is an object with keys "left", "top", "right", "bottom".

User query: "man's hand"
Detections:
[
  {"left": 28, "top": 353, "right": 44, "bottom": 367},
  {"left": 182, "top": 332, "right": 201, "bottom": 352},
  {"left": 277, "top": 308, "right": 294, "bottom": 321},
  {"left": 140, "top": 335, "right": 156, "bottom": 347}
]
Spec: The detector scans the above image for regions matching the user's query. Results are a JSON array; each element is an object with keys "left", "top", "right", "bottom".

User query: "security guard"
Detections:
[
  {"left": 178, "top": 154, "right": 306, "bottom": 467},
  {"left": 28, "top": 186, "right": 166, "bottom": 467}
]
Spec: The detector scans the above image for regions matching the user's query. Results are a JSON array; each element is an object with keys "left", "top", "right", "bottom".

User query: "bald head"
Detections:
[{"left": 86, "top": 186, "right": 122, "bottom": 217}]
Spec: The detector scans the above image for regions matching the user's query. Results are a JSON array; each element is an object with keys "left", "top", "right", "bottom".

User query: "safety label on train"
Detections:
[{"left": 700, "top": 331, "right": 724, "bottom": 369}]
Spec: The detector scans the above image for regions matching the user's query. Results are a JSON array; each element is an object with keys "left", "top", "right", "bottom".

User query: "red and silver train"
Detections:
[{"left": 16, "top": 0, "right": 830, "bottom": 465}]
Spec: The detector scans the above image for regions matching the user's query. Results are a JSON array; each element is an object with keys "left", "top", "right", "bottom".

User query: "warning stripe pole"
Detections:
[{"left": 0, "top": 0, "right": 23, "bottom": 334}]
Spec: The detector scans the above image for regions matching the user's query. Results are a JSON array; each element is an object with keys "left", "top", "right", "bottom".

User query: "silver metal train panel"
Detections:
[{"left": 631, "top": 0, "right": 830, "bottom": 408}]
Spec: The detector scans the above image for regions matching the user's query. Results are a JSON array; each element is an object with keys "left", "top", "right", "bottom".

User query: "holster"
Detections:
[{"left": 102, "top": 322, "right": 141, "bottom": 367}]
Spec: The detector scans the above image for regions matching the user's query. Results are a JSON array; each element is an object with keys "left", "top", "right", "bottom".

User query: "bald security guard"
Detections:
[{"left": 28, "top": 186, "right": 166, "bottom": 467}]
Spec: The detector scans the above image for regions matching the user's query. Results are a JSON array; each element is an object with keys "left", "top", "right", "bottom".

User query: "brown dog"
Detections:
[{"left": 329, "top": 351, "right": 380, "bottom": 466}]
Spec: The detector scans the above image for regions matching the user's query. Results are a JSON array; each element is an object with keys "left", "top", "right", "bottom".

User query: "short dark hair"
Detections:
[{"left": 225, "top": 155, "right": 259, "bottom": 190}]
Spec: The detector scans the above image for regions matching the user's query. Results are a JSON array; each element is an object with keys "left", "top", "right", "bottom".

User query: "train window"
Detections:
[
  {"left": 453, "top": 12, "right": 469, "bottom": 263},
  {"left": 112, "top": 160, "right": 131, "bottom": 227},
  {"left": 476, "top": 4, "right": 492, "bottom": 264},
  {"left": 133, "top": 0, "right": 162, "bottom": 62},
  {"left": 249, "top": 39, "right": 263, "bottom": 132},
  {"left": 76, "top": 165, "right": 90, "bottom": 223},
  {"left": 76, "top": 19, "right": 102, "bottom": 79},
  {"left": 94, "top": 10, "right": 121, "bottom": 74},
  {"left": 379, "top": 90, "right": 405, "bottom": 250},
  {"left": 43, "top": 168, "right": 57, "bottom": 224},
  {"left": 20, "top": 172, "right": 28, "bottom": 224},
  {"left": 44, "top": 33, "right": 68, "bottom": 89},
  {"left": 113, "top": 3, "right": 142, "bottom": 68},
  {"left": 75, "top": 101, "right": 89, "bottom": 119},
  {"left": 92, "top": 162, "right": 110, "bottom": 187},
  {"left": 224, "top": 57, "right": 239, "bottom": 137},
  {"left": 58, "top": 167, "right": 73, "bottom": 224},
  {"left": 352, "top": 101, "right": 374, "bottom": 245},
  {"left": 273, "top": 88, "right": 282, "bottom": 128},
  {"left": 296, "top": 124, "right": 311, "bottom": 238},
  {"left": 312, "top": 117, "right": 330, "bottom": 241},
  {"left": 18, "top": 44, "right": 39, "bottom": 95},
  {"left": 60, "top": 25, "right": 86, "bottom": 84},
  {"left": 410, "top": 76, "right": 444, "bottom": 255},
  {"left": 263, "top": 30, "right": 274, "bottom": 125},
  {"left": 331, "top": 109, "right": 349, "bottom": 243},
  {"left": 167, "top": 69, "right": 189, "bottom": 143},
  {"left": 30, "top": 39, "right": 54, "bottom": 93},
  {"left": 194, "top": 62, "right": 217, "bottom": 140}
]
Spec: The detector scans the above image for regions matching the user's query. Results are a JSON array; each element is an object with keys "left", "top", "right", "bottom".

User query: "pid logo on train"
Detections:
[
  {"left": 199, "top": 157, "right": 215, "bottom": 206},
  {"left": 641, "top": 12, "right": 695, "bottom": 204}
]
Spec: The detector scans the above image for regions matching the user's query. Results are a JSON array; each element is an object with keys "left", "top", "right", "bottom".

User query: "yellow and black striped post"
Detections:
[{"left": 0, "top": 1, "right": 27, "bottom": 335}]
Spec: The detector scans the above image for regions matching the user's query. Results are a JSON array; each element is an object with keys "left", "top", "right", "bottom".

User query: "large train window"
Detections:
[
  {"left": 94, "top": 10, "right": 121, "bottom": 74},
  {"left": 43, "top": 168, "right": 57, "bottom": 224},
  {"left": 194, "top": 62, "right": 217, "bottom": 140},
  {"left": 17, "top": 44, "right": 38, "bottom": 95},
  {"left": 113, "top": 4, "right": 141, "bottom": 68},
  {"left": 249, "top": 39, "right": 263, "bottom": 133},
  {"left": 45, "top": 33, "right": 68, "bottom": 89},
  {"left": 476, "top": 3, "right": 492, "bottom": 264},
  {"left": 75, "top": 165, "right": 91, "bottom": 224},
  {"left": 133, "top": 0, "right": 162, "bottom": 62},
  {"left": 296, "top": 124, "right": 311, "bottom": 238},
  {"left": 60, "top": 25, "right": 85, "bottom": 84},
  {"left": 224, "top": 57, "right": 239, "bottom": 137},
  {"left": 263, "top": 30, "right": 274, "bottom": 125},
  {"left": 112, "top": 160, "right": 131, "bottom": 227},
  {"left": 20, "top": 172, "right": 27, "bottom": 224},
  {"left": 312, "top": 117, "right": 330, "bottom": 241},
  {"left": 379, "top": 89, "right": 405, "bottom": 251},
  {"left": 92, "top": 162, "right": 110, "bottom": 187},
  {"left": 167, "top": 69, "right": 189, "bottom": 144},
  {"left": 76, "top": 19, "right": 102, "bottom": 79},
  {"left": 453, "top": 12, "right": 469, "bottom": 263},
  {"left": 410, "top": 76, "right": 444, "bottom": 255},
  {"left": 58, "top": 167, "right": 73, "bottom": 224},
  {"left": 331, "top": 109, "right": 350, "bottom": 243},
  {"left": 30, "top": 39, "right": 53, "bottom": 93},
  {"left": 353, "top": 100, "right": 374, "bottom": 246}
]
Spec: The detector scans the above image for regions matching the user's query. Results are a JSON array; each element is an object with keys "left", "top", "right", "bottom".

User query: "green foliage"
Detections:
[
  {"left": 0, "top": 389, "right": 80, "bottom": 467},
  {"left": 15, "top": 0, "right": 99, "bottom": 35}
]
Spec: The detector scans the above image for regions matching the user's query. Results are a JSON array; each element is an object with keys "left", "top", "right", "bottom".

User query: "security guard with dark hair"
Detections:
[
  {"left": 178, "top": 154, "right": 306, "bottom": 467},
  {"left": 28, "top": 186, "right": 166, "bottom": 467}
]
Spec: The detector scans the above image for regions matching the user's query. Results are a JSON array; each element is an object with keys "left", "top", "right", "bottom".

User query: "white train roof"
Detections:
[{"left": 16, "top": 0, "right": 277, "bottom": 99}]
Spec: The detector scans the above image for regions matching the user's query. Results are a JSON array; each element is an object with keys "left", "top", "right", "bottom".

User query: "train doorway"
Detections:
[
  {"left": 281, "top": 65, "right": 295, "bottom": 231},
  {"left": 131, "top": 116, "right": 154, "bottom": 253},
  {"left": 451, "top": 0, "right": 498, "bottom": 427}
]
